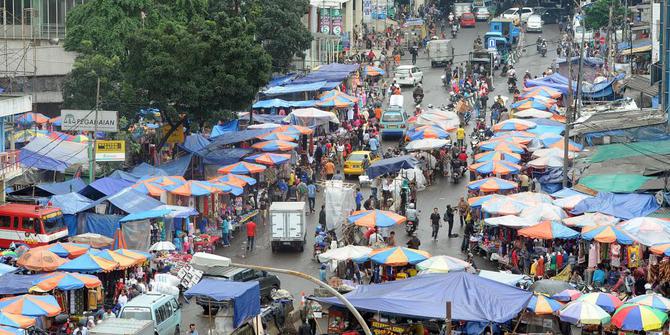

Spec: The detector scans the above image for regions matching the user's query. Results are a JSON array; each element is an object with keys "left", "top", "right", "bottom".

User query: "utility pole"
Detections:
[
  {"left": 575, "top": 27, "right": 586, "bottom": 119},
  {"left": 606, "top": 1, "right": 614, "bottom": 73},
  {"left": 89, "top": 77, "right": 100, "bottom": 183},
  {"left": 563, "top": 29, "right": 574, "bottom": 188}
]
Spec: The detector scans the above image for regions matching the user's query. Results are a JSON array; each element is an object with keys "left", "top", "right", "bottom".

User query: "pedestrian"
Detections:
[
  {"left": 456, "top": 125, "right": 465, "bottom": 148},
  {"left": 430, "top": 208, "right": 441, "bottom": 241},
  {"left": 444, "top": 205, "right": 455, "bottom": 237},
  {"left": 307, "top": 182, "right": 317, "bottom": 213},
  {"left": 355, "top": 187, "right": 363, "bottom": 211},
  {"left": 221, "top": 215, "right": 231, "bottom": 247},
  {"left": 246, "top": 220, "right": 257, "bottom": 251},
  {"left": 461, "top": 216, "right": 474, "bottom": 253},
  {"left": 324, "top": 160, "right": 335, "bottom": 180},
  {"left": 319, "top": 264, "right": 328, "bottom": 283},
  {"left": 387, "top": 231, "right": 396, "bottom": 247},
  {"left": 319, "top": 205, "right": 326, "bottom": 230},
  {"left": 457, "top": 197, "right": 468, "bottom": 226},
  {"left": 188, "top": 323, "right": 199, "bottom": 335}
]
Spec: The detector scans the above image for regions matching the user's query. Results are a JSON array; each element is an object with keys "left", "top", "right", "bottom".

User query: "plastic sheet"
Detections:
[
  {"left": 325, "top": 181, "right": 355, "bottom": 231},
  {"left": 122, "top": 220, "right": 151, "bottom": 251}
]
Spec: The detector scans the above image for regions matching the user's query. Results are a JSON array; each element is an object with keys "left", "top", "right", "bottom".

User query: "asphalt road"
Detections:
[{"left": 181, "top": 19, "right": 561, "bottom": 331}]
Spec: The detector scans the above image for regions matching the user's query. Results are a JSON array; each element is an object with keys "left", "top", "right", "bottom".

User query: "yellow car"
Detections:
[{"left": 344, "top": 151, "right": 380, "bottom": 177}]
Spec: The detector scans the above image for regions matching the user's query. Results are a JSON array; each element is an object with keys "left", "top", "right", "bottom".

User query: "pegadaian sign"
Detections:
[{"left": 60, "top": 109, "right": 119, "bottom": 132}]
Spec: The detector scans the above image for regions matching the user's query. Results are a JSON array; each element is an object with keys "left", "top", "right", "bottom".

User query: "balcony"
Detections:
[{"left": 0, "top": 150, "right": 23, "bottom": 181}]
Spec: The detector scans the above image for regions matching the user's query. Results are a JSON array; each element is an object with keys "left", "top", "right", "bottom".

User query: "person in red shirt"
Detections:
[{"left": 246, "top": 221, "right": 257, "bottom": 251}]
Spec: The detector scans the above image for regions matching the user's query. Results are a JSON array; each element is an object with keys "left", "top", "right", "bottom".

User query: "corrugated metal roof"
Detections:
[{"left": 624, "top": 75, "right": 658, "bottom": 96}]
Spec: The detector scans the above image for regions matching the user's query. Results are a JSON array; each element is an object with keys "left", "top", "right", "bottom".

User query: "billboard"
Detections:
[
  {"left": 61, "top": 109, "right": 119, "bottom": 132},
  {"left": 95, "top": 140, "right": 126, "bottom": 162}
]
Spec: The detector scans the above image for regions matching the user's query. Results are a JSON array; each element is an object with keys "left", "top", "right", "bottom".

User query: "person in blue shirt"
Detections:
[
  {"left": 307, "top": 182, "right": 317, "bottom": 213},
  {"left": 355, "top": 187, "right": 363, "bottom": 211},
  {"left": 369, "top": 135, "right": 380, "bottom": 155},
  {"left": 221, "top": 216, "right": 230, "bottom": 247},
  {"left": 319, "top": 264, "right": 327, "bottom": 283},
  {"left": 277, "top": 179, "right": 288, "bottom": 201},
  {"left": 592, "top": 264, "right": 606, "bottom": 288}
]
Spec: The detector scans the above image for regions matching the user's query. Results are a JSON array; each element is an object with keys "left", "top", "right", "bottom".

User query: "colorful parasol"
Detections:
[
  {"left": 478, "top": 141, "right": 526, "bottom": 153},
  {"left": 474, "top": 150, "right": 521, "bottom": 163},
  {"left": 70, "top": 135, "right": 90, "bottom": 143},
  {"left": 211, "top": 181, "right": 243, "bottom": 196},
  {"left": 149, "top": 241, "right": 176, "bottom": 252},
  {"left": 518, "top": 221, "right": 580, "bottom": 240},
  {"left": 243, "top": 153, "right": 291, "bottom": 166},
  {"left": 492, "top": 119, "right": 537, "bottom": 132},
  {"left": 520, "top": 204, "right": 567, "bottom": 222},
  {"left": 271, "top": 125, "right": 314, "bottom": 135},
  {"left": 508, "top": 192, "right": 554, "bottom": 205},
  {"left": 493, "top": 130, "right": 537, "bottom": 139},
  {"left": 217, "top": 161, "right": 266, "bottom": 175},
  {"left": 484, "top": 215, "right": 536, "bottom": 228},
  {"left": 527, "top": 155, "right": 565, "bottom": 169},
  {"left": 552, "top": 289, "right": 582, "bottom": 302},
  {"left": 514, "top": 108, "right": 555, "bottom": 119},
  {"left": 316, "top": 90, "right": 359, "bottom": 108},
  {"left": 481, "top": 196, "right": 529, "bottom": 215},
  {"left": 256, "top": 132, "right": 298, "bottom": 142},
  {"left": 563, "top": 212, "right": 620, "bottom": 227},
  {"left": 131, "top": 181, "right": 168, "bottom": 196},
  {"left": 467, "top": 194, "right": 498, "bottom": 208},
  {"left": 618, "top": 217, "right": 670, "bottom": 247},
  {"left": 511, "top": 99, "right": 557, "bottom": 111},
  {"left": 208, "top": 174, "right": 256, "bottom": 186},
  {"left": 548, "top": 139, "right": 583, "bottom": 152},
  {"left": 483, "top": 135, "right": 533, "bottom": 145},
  {"left": 115, "top": 249, "right": 152, "bottom": 262},
  {"left": 581, "top": 224, "right": 634, "bottom": 244},
  {"left": 552, "top": 194, "right": 592, "bottom": 210},
  {"left": 522, "top": 86, "right": 562, "bottom": 99},
  {"left": 611, "top": 304, "right": 668, "bottom": 331},
  {"left": 558, "top": 301, "right": 611, "bottom": 325},
  {"left": 11, "top": 129, "right": 47, "bottom": 143},
  {"left": 57, "top": 252, "right": 118, "bottom": 273},
  {"left": 318, "top": 245, "right": 373, "bottom": 262},
  {"left": 532, "top": 147, "right": 577, "bottom": 159},
  {"left": 94, "top": 250, "right": 140, "bottom": 269},
  {"left": 368, "top": 247, "right": 431, "bottom": 266},
  {"left": 0, "top": 312, "right": 34, "bottom": 328},
  {"left": 167, "top": 180, "right": 222, "bottom": 197},
  {"left": 415, "top": 255, "right": 471, "bottom": 273},
  {"left": 347, "top": 210, "right": 407, "bottom": 228},
  {"left": 251, "top": 140, "right": 298, "bottom": 152},
  {"left": 49, "top": 116, "right": 62, "bottom": 126},
  {"left": 468, "top": 160, "right": 522, "bottom": 175},
  {"left": 48, "top": 131, "right": 74, "bottom": 142},
  {"left": 577, "top": 292, "right": 624, "bottom": 313},
  {"left": 528, "top": 294, "right": 564, "bottom": 315},
  {"left": 16, "top": 112, "right": 49, "bottom": 125},
  {"left": 362, "top": 65, "right": 385, "bottom": 77},
  {"left": 33, "top": 272, "right": 102, "bottom": 291},
  {"left": 650, "top": 243, "right": 670, "bottom": 256},
  {"left": 0, "top": 295, "right": 61, "bottom": 317},
  {"left": 627, "top": 294, "right": 670, "bottom": 312},
  {"left": 0, "top": 326, "right": 26, "bottom": 335},
  {"left": 406, "top": 126, "right": 450, "bottom": 140},
  {"left": 17, "top": 248, "right": 67, "bottom": 272},
  {"left": 467, "top": 177, "right": 518, "bottom": 192},
  {"left": 132, "top": 176, "right": 185, "bottom": 197},
  {"left": 47, "top": 242, "right": 89, "bottom": 259}
]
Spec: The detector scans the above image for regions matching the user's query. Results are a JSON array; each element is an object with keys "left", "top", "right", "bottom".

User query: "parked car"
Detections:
[
  {"left": 393, "top": 65, "right": 423, "bottom": 86},
  {"left": 118, "top": 294, "right": 181, "bottom": 335},
  {"left": 380, "top": 106, "right": 408, "bottom": 139},
  {"left": 473, "top": 6, "right": 491, "bottom": 21},
  {"left": 460, "top": 12, "right": 477, "bottom": 27},
  {"left": 344, "top": 151, "right": 380, "bottom": 177},
  {"left": 518, "top": 7, "right": 534, "bottom": 22},
  {"left": 500, "top": 8, "right": 521, "bottom": 25},
  {"left": 526, "top": 14, "right": 543, "bottom": 32}
]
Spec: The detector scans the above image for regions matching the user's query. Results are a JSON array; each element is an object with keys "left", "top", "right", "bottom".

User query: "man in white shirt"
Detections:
[{"left": 347, "top": 108, "right": 354, "bottom": 121}]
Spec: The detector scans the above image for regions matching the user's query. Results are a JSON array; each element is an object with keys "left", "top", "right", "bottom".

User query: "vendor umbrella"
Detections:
[
  {"left": 474, "top": 151, "right": 521, "bottom": 163},
  {"left": 514, "top": 108, "right": 555, "bottom": 119},
  {"left": 511, "top": 99, "right": 557, "bottom": 111},
  {"left": 482, "top": 135, "right": 533, "bottom": 145},
  {"left": 405, "top": 138, "right": 450, "bottom": 151},
  {"left": 212, "top": 181, "right": 243, "bottom": 196},
  {"left": 415, "top": 255, "right": 471, "bottom": 273},
  {"left": 16, "top": 112, "right": 49, "bottom": 126},
  {"left": 256, "top": 132, "right": 298, "bottom": 142},
  {"left": 581, "top": 224, "right": 634, "bottom": 244},
  {"left": 243, "top": 153, "right": 290, "bottom": 166},
  {"left": 209, "top": 174, "right": 256, "bottom": 186},
  {"left": 0, "top": 295, "right": 61, "bottom": 317},
  {"left": 168, "top": 180, "right": 222, "bottom": 197},
  {"left": 316, "top": 91, "right": 358, "bottom": 108},
  {"left": 484, "top": 215, "right": 536, "bottom": 228},
  {"left": 57, "top": 252, "right": 118, "bottom": 273},
  {"left": 0, "top": 326, "right": 25, "bottom": 335},
  {"left": 563, "top": 212, "right": 620, "bottom": 227},
  {"left": 0, "top": 312, "right": 34, "bottom": 328},
  {"left": 217, "top": 161, "right": 266, "bottom": 175},
  {"left": 318, "top": 245, "right": 372, "bottom": 262},
  {"left": 94, "top": 250, "right": 140, "bottom": 269},
  {"left": 627, "top": 294, "right": 670, "bottom": 312},
  {"left": 369, "top": 247, "right": 431, "bottom": 266},
  {"left": 149, "top": 241, "right": 176, "bottom": 252},
  {"left": 518, "top": 221, "right": 579, "bottom": 240},
  {"left": 530, "top": 279, "right": 573, "bottom": 296},
  {"left": 271, "top": 125, "right": 313, "bottom": 135},
  {"left": 467, "top": 194, "right": 499, "bottom": 208},
  {"left": 406, "top": 126, "right": 450, "bottom": 140},
  {"left": 478, "top": 141, "right": 526, "bottom": 154},
  {"left": 468, "top": 160, "right": 522, "bottom": 175},
  {"left": 348, "top": 210, "right": 407, "bottom": 228},
  {"left": 33, "top": 271, "right": 102, "bottom": 291},
  {"left": 578, "top": 292, "right": 623, "bottom": 313},
  {"left": 251, "top": 140, "right": 298, "bottom": 152},
  {"left": 612, "top": 304, "right": 668, "bottom": 331},
  {"left": 17, "top": 248, "right": 66, "bottom": 272},
  {"left": 520, "top": 204, "right": 567, "bottom": 222},
  {"left": 47, "top": 242, "right": 89, "bottom": 259},
  {"left": 115, "top": 249, "right": 152, "bottom": 262},
  {"left": 508, "top": 192, "right": 553, "bottom": 205},
  {"left": 467, "top": 177, "right": 518, "bottom": 192},
  {"left": 532, "top": 148, "right": 577, "bottom": 159},
  {"left": 559, "top": 301, "right": 611, "bottom": 325},
  {"left": 552, "top": 194, "right": 592, "bottom": 210},
  {"left": 522, "top": 86, "right": 562, "bottom": 99},
  {"left": 552, "top": 289, "right": 582, "bottom": 302},
  {"left": 362, "top": 65, "right": 385, "bottom": 77},
  {"left": 618, "top": 217, "right": 670, "bottom": 246},
  {"left": 650, "top": 243, "right": 670, "bottom": 256},
  {"left": 527, "top": 155, "right": 565, "bottom": 169},
  {"left": 492, "top": 119, "right": 536, "bottom": 132},
  {"left": 481, "top": 196, "right": 529, "bottom": 215},
  {"left": 548, "top": 139, "right": 583, "bottom": 152},
  {"left": 528, "top": 294, "right": 563, "bottom": 315}
]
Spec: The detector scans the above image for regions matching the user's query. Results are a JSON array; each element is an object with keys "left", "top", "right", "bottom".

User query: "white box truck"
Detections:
[
  {"left": 427, "top": 39, "right": 454, "bottom": 67},
  {"left": 89, "top": 318, "right": 153, "bottom": 335},
  {"left": 270, "top": 202, "right": 306, "bottom": 252}
]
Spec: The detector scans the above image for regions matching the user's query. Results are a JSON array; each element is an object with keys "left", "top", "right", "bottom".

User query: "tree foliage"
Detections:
[{"left": 583, "top": 0, "right": 629, "bottom": 31}]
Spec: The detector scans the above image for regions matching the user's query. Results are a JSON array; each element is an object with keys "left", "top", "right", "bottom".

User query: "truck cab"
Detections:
[{"left": 489, "top": 18, "right": 520, "bottom": 45}]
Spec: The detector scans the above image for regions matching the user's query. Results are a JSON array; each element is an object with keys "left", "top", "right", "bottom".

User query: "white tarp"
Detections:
[
  {"left": 325, "top": 181, "right": 355, "bottom": 231},
  {"left": 284, "top": 108, "right": 340, "bottom": 127}
]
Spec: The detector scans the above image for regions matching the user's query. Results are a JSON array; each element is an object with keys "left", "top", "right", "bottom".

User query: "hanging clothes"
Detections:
[
  {"left": 588, "top": 243, "right": 598, "bottom": 269},
  {"left": 610, "top": 243, "right": 621, "bottom": 267}
]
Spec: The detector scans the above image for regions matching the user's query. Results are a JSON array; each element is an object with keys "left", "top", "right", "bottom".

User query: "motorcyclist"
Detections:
[
  {"left": 507, "top": 65, "right": 516, "bottom": 79},
  {"left": 413, "top": 84, "right": 424, "bottom": 102},
  {"left": 536, "top": 36, "right": 544, "bottom": 49},
  {"left": 457, "top": 147, "right": 468, "bottom": 163},
  {"left": 524, "top": 70, "right": 532, "bottom": 81},
  {"left": 448, "top": 12, "right": 455, "bottom": 24},
  {"left": 406, "top": 203, "right": 419, "bottom": 226},
  {"left": 539, "top": 39, "right": 548, "bottom": 56},
  {"left": 414, "top": 105, "right": 422, "bottom": 116}
]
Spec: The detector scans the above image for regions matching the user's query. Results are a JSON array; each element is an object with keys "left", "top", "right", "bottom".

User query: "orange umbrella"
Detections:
[
  {"left": 94, "top": 250, "right": 139, "bottom": 269},
  {"left": 33, "top": 272, "right": 102, "bottom": 291},
  {"left": 518, "top": 221, "right": 580, "bottom": 240},
  {"left": 217, "top": 162, "right": 266, "bottom": 175},
  {"left": 271, "top": 125, "right": 314, "bottom": 135},
  {"left": 17, "top": 248, "right": 67, "bottom": 272}
]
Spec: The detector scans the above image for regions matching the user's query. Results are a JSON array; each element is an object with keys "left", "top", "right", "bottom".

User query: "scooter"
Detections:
[
  {"left": 451, "top": 160, "right": 464, "bottom": 183},
  {"left": 540, "top": 45, "right": 547, "bottom": 57},
  {"left": 414, "top": 94, "right": 424, "bottom": 105},
  {"left": 508, "top": 82, "right": 517, "bottom": 93},
  {"left": 441, "top": 74, "right": 448, "bottom": 87},
  {"left": 500, "top": 64, "right": 508, "bottom": 77},
  {"left": 451, "top": 28, "right": 457, "bottom": 38}
]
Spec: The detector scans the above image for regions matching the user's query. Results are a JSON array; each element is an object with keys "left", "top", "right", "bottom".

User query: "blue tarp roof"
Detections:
[
  {"left": 617, "top": 39, "right": 652, "bottom": 51},
  {"left": 290, "top": 63, "right": 360, "bottom": 85},
  {"left": 50, "top": 192, "right": 94, "bottom": 215},
  {"left": 120, "top": 208, "right": 172, "bottom": 222},
  {"left": 526, "top": 73, "right": 625, "bottom": 99},
  {"left": 81, "top": 213, "right": 121, "bottom": 237},
  {"left": 366, "top": 155, "right": 419, "bottom": 179},
  {"left": 108, "top": 170, "right": 143, "bottom": 183},
  {"left": 252, "top": 99, "right": 317, "bottom": 109},
  {"left": 211, "top": 120, "right": 239, "bottom": 139},
  {"left": 181, "top": 134, "right": 211, "bottom": 154},
  {"left": 556, "top": 56, "right": 605, "bottom": 67},
  {"left": 312, "top": 272, "right": 532, "bottom": 322},
  {"left": 0, "top": 263, "right": 16, "bottom": 276},
  {"left": 551, "top": 188, "right": 586, "bottom": 198},
  {"left": 267, "top": 73, "right": 297, "bottom": 88},
  {"left": 37, "top": 178, "right": 86, "bottom": 195},
  {"left": 251, "top": 114, "right": 286, "bottom": 125},
  {"left": 79, "top": 177, "right": 134, "bottom": 199},
  {"left": 19, "top": 137, "right": 89, "bottom": 172},
  {"left": 0, "top": 274, "right": 38, "bottom": 295},
  {"left": 131, "top": 163, "right": 168, "bottom": 178},
  {"left": 263, "top": 81, "right": 327, "bottom": 95},
  {"left": 572, "top": 192, "right": 660, "bottom": 220},
  {"left": 157, "top": 154, "right": 192, "bottom": 176},
  {"left": 208, "top": 129, "right": 273, "bottom": 146},
  {"left": 185, "top": 279, "right": 260, "bottom": 328},
  {"left": 83, "top": 188, "right": 164, "bottom": 214},
  {"left": 198, "top": 148, "right": 253, "bottom": 166}
]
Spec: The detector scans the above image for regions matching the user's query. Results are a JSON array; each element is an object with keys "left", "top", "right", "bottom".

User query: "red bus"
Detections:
[{"left": 0, "top": 204, "right": 68, "bottom": 248}]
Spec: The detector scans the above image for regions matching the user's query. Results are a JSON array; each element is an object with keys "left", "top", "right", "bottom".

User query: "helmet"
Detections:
[
  {"left": 645, "top": 283, "right": 653, "bottom": 290},
  {"left": 461, "top": 147, "right": 466, "bottom": 152},
  {"left": 409, "top": 203, "right": 415, "bottom": 209},
  {"left": 415, "top": 105, "right": 421, "bottom": 109},
  {"left": 417, "top": 83, "right": 422, "bottom": 88},
  {"left": 427, "top": 104, "right": 434, "bottom": 108}
]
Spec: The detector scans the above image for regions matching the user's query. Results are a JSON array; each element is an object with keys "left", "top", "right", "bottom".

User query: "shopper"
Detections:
[{"left": 246, "top": 221, "right": 257, "bottom": 251}]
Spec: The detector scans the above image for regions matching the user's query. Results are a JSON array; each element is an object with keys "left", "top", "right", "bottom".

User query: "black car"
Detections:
[
  {"left": 195, "top": 267, "right": 281, "bottom": 314},
  {"left": 535, "top": 7, "right": 567, "bottom": 24}
]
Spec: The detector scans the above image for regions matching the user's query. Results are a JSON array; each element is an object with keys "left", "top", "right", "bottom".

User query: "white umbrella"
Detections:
[
  {"left": 552, "top": 194, "right": 592, "bottom": 210},
  {"left": 248, "top": 123, "right": 281, "bottom": 129},
  {"left": 515, "top": 108, "right": 554, "bottom": 119},
  {"left": 563, "top": 212, "right": 620, "bottom": 227},
  {"left": 416, "top": 255, "right": 472, "bottom": 273},
  {"left": 149, "top": 241, "right": 176, "bottom": 252},
  {"left": 318, "top": 245, "right": 372, "bottom": 262},
  {"left": 405, "top": 138, "right": 450, "bottom": 151},
  {"left": 508, "top": 192, "right": 553, "bottom": 205},
  {"left": 532, "top": 148, "right": 577, "bottom": 159},
  {"left": 527, "top": 155, "right": 565, "bottom": 169},
  {"left": 484, "top": 215, "right": 536, "bottom": 228},
  {"left": 521, "top": 204, "right": 567, "bottom": 222},
  {"left": 617, "top": 217, "right": 670, "bottom": 246}
]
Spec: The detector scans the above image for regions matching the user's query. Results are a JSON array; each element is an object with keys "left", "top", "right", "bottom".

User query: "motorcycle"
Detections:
[
  {"left": 405, "top": 220, "right": 417, "bottom": 235},
  {"left": 441, "top": 74, "right": 448, "bottom": 87},
  {"left": 500, "top": 64, "right": 508, "bottom": 77},
  {"left": 451, "top": 27, "right": 457, "bottom": 38},
  {"left": 451, "top": 161, "right": 464, "bottom": 183},
  {"left": 463, "top": 110, "right": 472, "bottom": 125},
  {"left": 540, "top": 44, "right": 547, "bottom": 57},
  {"left": 414, "top": 94, "right": 424, "bottom": 105},
  {"left": 508, "top": 82, "right": 517, "bottom": 93}
]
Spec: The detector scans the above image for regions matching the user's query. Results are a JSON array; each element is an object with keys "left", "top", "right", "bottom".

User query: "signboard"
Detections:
[
  {"left": 371, "top": 321, "right": 409, "bottom": 335},
  {"left": 162, "top": 125, "right": 185, "bottom": 144},
  {"left": 95, "top": 140, "right": 126, "bottom": 162},
  {"left": 488, "top": 38, "right": 496, "bottom": 50},
  {"left": 362, "top": 0, "right": 372, "bottom": 23},
  {"left": 61, "top": 109, "right": 118, "bottom": 132},
  {"left": 176, "top": 264, "right": 203, "bottom": 289},
  {"left": 319, "top": 8, "right": 331, "bottom": 34},
  {"left": 331, "top": 8, "right": 342, "bottom": 36}
]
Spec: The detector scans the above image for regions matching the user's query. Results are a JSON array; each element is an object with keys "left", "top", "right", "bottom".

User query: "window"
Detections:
[
  {"left": 43, "top": 214, "right": 65, "bottom": 234},
  {"left": 170, "top": 299, "right": 179, "bottom": 311},
  {"left": 382, "top": 113, "right": 403, "bottom": 122},
  {"left": 0, "top": 216, "right": 10, "bottom": 229},
  {"left": 119, "top": 307, "right": 152, "bottom": 321},
  {"left": 21, "top": 218, "right": 36, "bottom": 232}
]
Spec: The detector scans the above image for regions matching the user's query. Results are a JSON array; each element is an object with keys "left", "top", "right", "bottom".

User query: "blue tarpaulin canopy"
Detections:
[
  {"left": 208, "top": 129, "right": 273, "bottom": 146},
  {"left": 131, "top": 163, "right": 168, "bottom": 178},
  {"left": 250, "top": 114, "right": 285, "bottom": 125},
  {"left": 185, "top": 279, "right": 260, "bottom": 328},
  {"left": 80, "top": 213, "right": 121, "bottom": 237},
  {"left": 37, "top": 179, "right": 86, "bottom": 195},
  {"left": 0, "top": 263, "right": 16, "bottom": 276},
  {"left": 252, "top": 99, "right": 317, "bottom": 109},
  {"left": 157, "top": 154, "right": 192, "bottom": 177},
  {"left": 525, "top": 73, "right": 624, "bottom": 99},
  {"left": 83, "top": 188, "right": 163, "bottom": 214},
  {"left": 197, "top": 148, "right": 252, "bottom": 166},
  {"left": 180, "top": 134, "right": 210, "bottom": 154},
  {"left": 211, "top": 120, "right": 239, "bottom": 139},
  {"left": 19, "top": 137, "right": 89, "bottom": 172},
  {"left": 290, "top": 63, "right": 360, "bottom": 85},
  {"left": 120, "top": 209, "right": 172, "bottom": 222},
  {"left": 266, "top": 73, "right": 297, "bottom": 88},
  {"left": 50, "top": 192, "right": 94, "bottom": 215},
  {"left": 0, "top": 274, "right": 38, "bottom": 295},
  {"left": 617, "top": 39, "right": 652, "bottom": 51},
  {"left": 365, "top": 155, "right": 419, "bottom": 179},
  {"left": 312, "top": 272, "right": 532, "bottom": 322},
  {"left": 78, "top": 177, "right": 134, "bottom": 200},
  {"left": 263, "top": 81, "right": 328, "bottom": 95},
  {"left": 572, "top": 192, "right": 660, "bottom": 219}
]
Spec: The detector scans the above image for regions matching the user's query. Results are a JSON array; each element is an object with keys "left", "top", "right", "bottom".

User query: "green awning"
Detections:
[
  {"left": 578, "top": 174, "right": 653, "bottom": 193},
  {"left": 589, "top": 140, "right": 670, "bottom": 163}
]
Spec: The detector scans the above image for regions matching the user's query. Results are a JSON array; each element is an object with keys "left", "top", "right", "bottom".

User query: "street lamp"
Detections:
[{"left": 628, "top": 18, "right": 634, "bottom": 75}]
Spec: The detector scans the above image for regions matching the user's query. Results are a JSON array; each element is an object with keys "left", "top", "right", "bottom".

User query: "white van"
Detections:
[
  {"left": 526, "top": 15, "right": 543, "bottom": 32},
  {"left": 119, "top": 293, "right": 182, "bottom": 335}
]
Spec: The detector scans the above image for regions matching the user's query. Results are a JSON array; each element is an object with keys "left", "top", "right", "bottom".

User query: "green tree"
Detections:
[{"left": 583, "top": 0, "right": 629, "bottom": 31}]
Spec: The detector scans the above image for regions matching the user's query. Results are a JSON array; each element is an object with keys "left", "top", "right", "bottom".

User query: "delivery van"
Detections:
[{"left": 119, "top": 293, "right": 181, "bottom": 335}]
